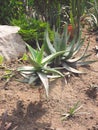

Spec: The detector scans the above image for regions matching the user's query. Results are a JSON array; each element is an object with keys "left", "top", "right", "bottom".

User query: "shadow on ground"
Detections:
[{"left": 0, "top": 100, "right": 53, "bottom": 130}]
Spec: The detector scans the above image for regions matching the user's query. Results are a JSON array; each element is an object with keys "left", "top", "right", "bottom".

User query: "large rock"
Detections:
[{"left": 0, "top": 25, "right": 26, "bottom": 61}]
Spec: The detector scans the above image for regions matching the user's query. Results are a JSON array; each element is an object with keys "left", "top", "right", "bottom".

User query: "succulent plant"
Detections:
[
  {"left": 44, "top": 23, "right": 96, "bottom": 74},
  {"left": 17, "top": 44, "right": 64, "bottom": 97}
]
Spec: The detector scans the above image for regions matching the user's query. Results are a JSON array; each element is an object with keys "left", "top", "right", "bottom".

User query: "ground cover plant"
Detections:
[{"left": 11, "top": 16, "right": 54, "bottom": 45}]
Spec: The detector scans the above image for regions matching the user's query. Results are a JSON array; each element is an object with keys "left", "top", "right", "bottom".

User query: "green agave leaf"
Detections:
[
  {"left": 45, "top": 30, "right": 56, "bottom": 54},
  {"left": 64, "top": 24, "right": 70, "bottom": 45},
  {"left": 29, "top": 54, "right": 41, "bottom": 68},
  {"left": 65, "top": 41, "right": 90, "bottom": 63},
  {"left": 19, "top": 71, "right": 34, "bottom": 77},
  {"left": 37, "top": 72, "right": 49, "bottom": 97},
  {"left": 36, "top": 40, "right": 41, "bottom": 51},
  {"left": 16, "top": 78, "right": 29, "bottom": 83},
  {"left": 62, "top": 62, "right": 84, "bottom": 74},
  {"left": 36, "top": 44, "right": 44, "bottom": 64},
  {"left": 66, "top": 54, "right": 91, "bottom": 63},
  {"left": 26, "top": 44, "right": 37, "bottom": 61},
  {"left": 60, "top": 24, "right": 69, "bottom": 50},
  {"left": 20, "top": 73, "right": 30, "bottom": 79},
  {"left": 64, "top": 39, "right": 75, "bottom": 57},
  {"left": 47, "top": 75, "right": 61, "bottom": 78},
  {"left": 29, "top": 75, "right": 38, "bottom": 84},
  {"left": 42, "top": 51, "right": 65, "bottom": 65},
  {"left": 65, "top": 25, "right": 70, "bottom": 45},
  {"left": 53, "top": 31, "right": 62, "bottom": 52},
  {"left": 43, "top": 67, "right": 64, "bottom": 77},
  {"left": 64, "top": 38, "right": 76, "bottom": 59},
  {"left": 73, "top": 37, "right": 84, "bottom": 56},
  {"left": 77, "top": 60, "right": 97, "bottom": 66},
  {"left": 78, "top": 42, "right": 90, "bottom": 61},
  {"left": 17, "top": 66, "right": 35, "bottom": 72},
  {"left": 79, "top": 54, "right": 92, "bottom": 61}
]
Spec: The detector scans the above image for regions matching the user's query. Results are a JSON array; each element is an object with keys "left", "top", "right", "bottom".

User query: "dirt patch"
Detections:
[{"left": 0, "top": 31, "right": 98, "bottom": 130}]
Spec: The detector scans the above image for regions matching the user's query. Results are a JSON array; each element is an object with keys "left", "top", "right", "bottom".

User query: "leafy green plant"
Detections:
[
  {"left": 61, "top": 101, "right": 83, "bottom": 120},
  {"left": 11, "top": 16, "right": 54, "bottom": 45},
  {"left": 17, "top": 44, "right": 64, "bottom": 97},
  {"left": 44, "top": 23, "right": 95, "bottom": 74}
]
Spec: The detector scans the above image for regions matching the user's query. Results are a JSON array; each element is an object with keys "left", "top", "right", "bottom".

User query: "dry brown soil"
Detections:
[{"left": 0, "top": 31, "right": 98, "bottom": 130}]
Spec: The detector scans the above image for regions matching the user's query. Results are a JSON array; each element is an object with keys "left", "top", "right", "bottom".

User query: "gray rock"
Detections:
[{"left": 0, "top": 25, "right": 26, "bottom": 61}]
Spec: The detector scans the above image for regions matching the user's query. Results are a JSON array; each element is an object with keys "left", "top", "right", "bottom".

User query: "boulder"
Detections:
[{"left": 0, "top": 25, "right": 26, "bottom": 61}]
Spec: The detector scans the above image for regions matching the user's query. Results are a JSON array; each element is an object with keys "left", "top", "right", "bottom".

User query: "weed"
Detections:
[{"left": 61, "top": 101, "right": 83, "bottom": 120}]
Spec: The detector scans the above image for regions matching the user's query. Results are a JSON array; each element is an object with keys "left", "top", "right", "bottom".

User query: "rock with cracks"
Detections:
[{"left": 0, "top": 25, "right": 26, "bottom": 61}]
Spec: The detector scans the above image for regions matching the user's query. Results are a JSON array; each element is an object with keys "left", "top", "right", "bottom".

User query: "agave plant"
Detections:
[
  {"left": 44, "top": 23, "right": 95, "bottom": 74},
  {"left": 17, "top": 44, "right": 64, "bottom": 97}
]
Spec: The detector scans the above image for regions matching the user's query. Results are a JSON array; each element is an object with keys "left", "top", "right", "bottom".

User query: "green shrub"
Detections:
[{"left": 11, "top": 16, "right": 54, "bottom": 46}]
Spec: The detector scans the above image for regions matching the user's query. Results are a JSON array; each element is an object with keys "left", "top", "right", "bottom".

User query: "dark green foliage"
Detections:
[
  {"left": 9, "top": 0, "right": 25, "bottom": 19},
  {"left": 11, "top": 16, "right": 54, "bottom": 46},
  {"left": 32, "top": 0, "right": 70, "bottom": 29},
  {"left": 0, "top": 0, "right": 11, "bottom": 24},
  {"left": 0, "top": 0, "right": 70, "bottom": 27},
  {"left": 0, "top": 0, "right": 25, "bottom": 24}
]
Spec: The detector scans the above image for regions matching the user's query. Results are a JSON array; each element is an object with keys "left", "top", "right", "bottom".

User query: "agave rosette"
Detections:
[
  {"left": 17, "top": 44, "right": 64, "bottom": 97},
  {"left": 44, "top": 23, "right": 96, "bottom": 74}
]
